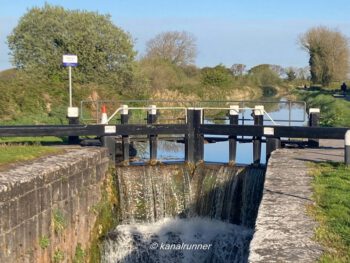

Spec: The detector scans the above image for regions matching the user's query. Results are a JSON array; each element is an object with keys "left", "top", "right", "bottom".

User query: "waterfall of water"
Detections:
[
  {"left": 101, "top": 217, "right": 253, "bottom": 263},
  {"left": 105, "top": 164, "right": 264, "bottom": 263}
]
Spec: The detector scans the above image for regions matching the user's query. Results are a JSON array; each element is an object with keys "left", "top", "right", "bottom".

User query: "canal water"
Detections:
[{"left": 133, "top": 99, "right": 307, "bottom": 164}]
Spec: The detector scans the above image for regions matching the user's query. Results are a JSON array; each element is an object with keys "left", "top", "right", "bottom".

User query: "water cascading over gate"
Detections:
[{"left": 101, "top": 164, "right": 265, "bottom": 263}]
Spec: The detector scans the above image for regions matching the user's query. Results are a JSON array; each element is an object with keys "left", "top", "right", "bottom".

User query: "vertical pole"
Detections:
[
  {"left": 229, "top": 105, "right": 239, "bottom": 165},
  {"left": 185, "top": 108, "right": 194, "bottom": 163},
  {"left": 121, "top": 105, "right": 129, "bottom": 164},
  {"left": 194, "top": 108, "right": 204, "bottom": 162},
  {"left": 253, "top": 105, "right": 264, "bottom": 165},
  {"left": 288, "top": 101, "right": 292, "bottom": 127},
  {"left": 102, "top": 136, "right": 116, "bottom": 163},
  {"left": 148, "top": 105, "right": 158, "bottom": 162},
  {"left": 345, "top": 130, "right": 350, "bottom": 166},
  {"left": 266, "top": 137, "right": 281, "bottom": 161},
  {"left": 185, "top": 108, "right": 203, "bottom": 163},
  {"left": 308, "top": 108, "right": 320, "bottom": 148},
  {"left": 69, "top": 66, "right": 72, "bottom": 108},
  {"left": 67, "top": 106, "right": 79, "bottom": 144}
]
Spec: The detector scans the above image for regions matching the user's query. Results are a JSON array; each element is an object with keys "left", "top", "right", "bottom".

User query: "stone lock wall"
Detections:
[{"left": 0, "top": 147, "right": 109, "bottom": 263}]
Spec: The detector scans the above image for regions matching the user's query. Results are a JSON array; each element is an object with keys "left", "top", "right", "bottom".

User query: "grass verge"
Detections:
[
  {"left": 0, "top": 144, "right": 61, "bottom": 167},
  {"left": 309, "top": 162, "right": 350, "bottom": 262}
]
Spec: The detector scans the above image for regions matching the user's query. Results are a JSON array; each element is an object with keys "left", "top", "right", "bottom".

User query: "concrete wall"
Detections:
[
  {"left": 0, "top": 147, "right": 109, "bottom": 263},
  {"left": 248, "top": 149, "right": 323, "bottom": 262}
]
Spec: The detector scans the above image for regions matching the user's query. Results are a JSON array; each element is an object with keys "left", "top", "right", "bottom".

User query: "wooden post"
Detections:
[
  {"left": 253, "top": 105, "right": 264, "bottom": 164},
  {"left": 147, "top": 105, "right": 158, "bottom": 162},
  {"left": 308, "top": 108, "right": 320, "bottom": 148},
  {"left": 121, "top": 105, "right": 129, "bottom": 164},
  {"left": 345, "top": 130, "right": 350, "bottom": 165},
  {"left": 229, "top": 105, "right": 239, "bottom": 165},
  {"left": 102, "top": 136, "right": 116, "bottom": 163},
  {"left": 266, "top": 138, "right": 281, "bottom": 163},
  {"left": 185, "top": 108, "right": 203, "bottom": 163},
  {"left": 67, "top": 107, "right": 79, "bottom": 144}
]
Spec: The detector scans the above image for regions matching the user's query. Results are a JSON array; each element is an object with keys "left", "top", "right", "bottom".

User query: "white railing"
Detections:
[{"left": 107, "top": 106, "right": 187, "bottom": 124}]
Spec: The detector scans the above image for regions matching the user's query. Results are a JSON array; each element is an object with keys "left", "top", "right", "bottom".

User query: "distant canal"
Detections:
[{"left": 133, "top": 98, "right": 307, "bottom": 165}]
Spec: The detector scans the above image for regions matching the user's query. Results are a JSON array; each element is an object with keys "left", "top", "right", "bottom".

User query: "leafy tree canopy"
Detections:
[
  {"left": 7, "top": 4, "right": 136, "bottom": 88},
  {"left": 201, "top": 64, "right": 232, "bottom": 87},
  {"left": 145, "top": 31, "right": 197, "bottom": 66},
  {"left": 299, "top": 26, "right": 349, "bottom": 86},
  {"left": 248, "top": 64, "right": 281, "bottom": 86}
]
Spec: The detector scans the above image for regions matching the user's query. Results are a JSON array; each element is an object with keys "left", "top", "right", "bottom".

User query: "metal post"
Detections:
[
  {"left": 121, "top": 105, "right": 129, "bottom": 164},
  {"left": 69, "top": 66, "right": 72, "bottom": 108},
  {"left": 229, "top": 105, "right": 239, "bottom": 165},
  {"left": 308, "top": 108, "right": 320, "bottom": 148},
  {"left": 185, "top": 108, "right": 203, "bottom": 163},
  {"left": 253, "top": 105, "right": 264, "bottom": 165},
  {"left": 288, "top": 100, "right": 292, "bottom": 127},
  {"left": 345, "top": 130, "right": 350, "bottom": 165},
  {"left": 194, "top": 108, "right": 204, "bottom": 162},
  {"left": 147, "top": 105, "right": 158, "bottom": 162}
]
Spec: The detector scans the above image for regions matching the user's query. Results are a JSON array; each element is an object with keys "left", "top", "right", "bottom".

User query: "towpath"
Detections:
[{"left": 249, "top": 139, "right": 344, "bottom": 262}]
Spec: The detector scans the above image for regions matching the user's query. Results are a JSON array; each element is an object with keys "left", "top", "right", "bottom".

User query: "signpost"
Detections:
[
  {"left": 62, "top": 54, "right": 78, "bottom": 108},
  {"left": 62, "top": 54, "right": 79, "bottom": 144}
]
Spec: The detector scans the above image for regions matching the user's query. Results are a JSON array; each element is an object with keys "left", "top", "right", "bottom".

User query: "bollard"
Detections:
[
  {"left": 308, "top": 108, "right": 320, "bottom": 148},
  {"left": 253, "top": 105, "right": 264, "bottom": 164},
  {"left": 121, "top": 105, "right": 129, "bottom": 163},
  {"left": 100, "top": 105, "right": 108, "bottom": 124},
  {"left": 229, "top": 105, "right": 239, "bottom": 165},
  {"left": 345, "top": 130, "right": 350, "bottom": 165},
  {"left": 185, "top": 108, "right": 204, "bottom": 163},
  {"left": 67, "top": 107, "right": 80, "bottom": 144},
  {"left": 147, "top": 105, "right": 158, "bottom": 162}
]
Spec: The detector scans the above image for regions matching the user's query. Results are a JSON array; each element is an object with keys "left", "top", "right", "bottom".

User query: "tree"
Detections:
[
  {"left": 299, "top": 26, "right": 349, "bottom": 86},
  {"left": 145, "top": 31, "right": 197, "bottom": 66},
  {"left": 201, "top": 65, "right": 232, "bottom": 88},
  {"left": 295, "top": 66, "right": 310, "bottom": 80},
  {"left": 7, "top": 4, "right": 136, "bottom": 87},
  {"left": 248, "top": 64, "right": 281, "bottom": 86},
  {"left": 230, "top": 64, "right": 246, "bottom": 76},
  {"left": 269, "top": 64, "right": 285, "bottom": 78},
  {"left": 285, "top": 67, "right": 297, "bottom": 81}
]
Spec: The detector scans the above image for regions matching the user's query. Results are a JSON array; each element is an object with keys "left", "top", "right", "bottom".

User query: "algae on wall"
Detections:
[{"left": 88, "top": 167, "right": 119, "bottom": 263}]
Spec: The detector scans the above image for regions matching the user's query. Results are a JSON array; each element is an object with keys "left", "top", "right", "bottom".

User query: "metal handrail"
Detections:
[
  {"left": 80, "top": 99, "right": 307, "bottom": 125},
  {"left": 107, "top": 106, "right": 187, "bottom": 124}
]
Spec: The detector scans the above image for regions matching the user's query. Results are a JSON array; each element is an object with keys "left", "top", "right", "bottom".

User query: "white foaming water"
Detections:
[{"left": 101, "top": 217, "right": 253, "bottom": 263}]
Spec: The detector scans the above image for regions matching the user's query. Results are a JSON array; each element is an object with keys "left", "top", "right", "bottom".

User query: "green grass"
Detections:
[
  {"left": 0, "top": 144, "right": 61, "bottom": 167},
  {"left": 309, "top": 162, "right": 350, "bottom": 262},
  {"left": 0, "top": 136, "right": 64, "bottom": 144},
  {"left": 295, "top": 89, "right": 350, "bottom": 127}
]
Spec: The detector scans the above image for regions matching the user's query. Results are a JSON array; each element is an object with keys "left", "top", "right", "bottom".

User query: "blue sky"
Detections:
[{"left": 1, "top": 0, "right": 350, "bottom": 70}]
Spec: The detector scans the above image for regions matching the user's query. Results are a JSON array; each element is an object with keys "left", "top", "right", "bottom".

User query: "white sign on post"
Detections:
[
  {"left": 62, "top": 54, "right": 78, "bottom": 67},
  {"left": 62, "top": 54, "right": 78, "bottom": 108}
]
